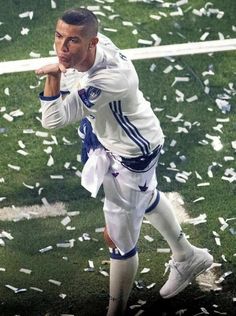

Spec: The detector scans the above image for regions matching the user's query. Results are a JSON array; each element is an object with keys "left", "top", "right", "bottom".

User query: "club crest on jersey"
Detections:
[{"left": 78, "top": 86, "right": 101, "bottom": 108}]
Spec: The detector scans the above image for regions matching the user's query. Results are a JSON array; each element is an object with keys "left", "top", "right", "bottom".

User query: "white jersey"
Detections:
[{"left": 40, "top": 33, "right": 164, "bottom": 158}]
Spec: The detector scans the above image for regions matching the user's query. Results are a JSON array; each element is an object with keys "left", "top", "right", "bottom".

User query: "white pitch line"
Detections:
[{"left": 0, "top": 38, "right": 235, "bottom": 75}]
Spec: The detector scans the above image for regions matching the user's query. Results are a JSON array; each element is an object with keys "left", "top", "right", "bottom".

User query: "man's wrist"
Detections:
[{"left": 44, "top": 74, "right": 61, "bottom": 97}]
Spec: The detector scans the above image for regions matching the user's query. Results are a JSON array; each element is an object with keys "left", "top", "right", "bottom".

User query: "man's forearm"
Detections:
[{"left": 44, "top": 74, "right": 61, "bottom": 97}]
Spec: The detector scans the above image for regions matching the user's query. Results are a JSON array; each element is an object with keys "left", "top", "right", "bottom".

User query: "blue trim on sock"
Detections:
[
  {"left": 39, "top": 91, "right": 61, "bottom": 101},
  {"left": 145, "top": 191, "right": 160, "bottom": 214},
  {"left": 109, "top": 246, "right": 137, "bottom": 260}
]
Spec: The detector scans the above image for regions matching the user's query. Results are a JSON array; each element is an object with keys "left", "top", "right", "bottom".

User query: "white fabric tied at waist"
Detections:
[{"left": 81, "top": 147, "right": 110, "bottom": 198}]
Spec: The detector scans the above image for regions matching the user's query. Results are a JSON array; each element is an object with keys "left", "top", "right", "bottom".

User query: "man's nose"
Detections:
[{"left": 61, "top": 39, "right": 69, "bottom": 52}]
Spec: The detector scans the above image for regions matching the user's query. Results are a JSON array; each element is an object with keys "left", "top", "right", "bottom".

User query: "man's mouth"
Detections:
[{"left": 58, "top": 55, "right": 70, "bottom": 64}]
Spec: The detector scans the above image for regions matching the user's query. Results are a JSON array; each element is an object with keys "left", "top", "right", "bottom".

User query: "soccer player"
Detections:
[{"left": 36, "top": 8, "right": 213, "bottom": 315}]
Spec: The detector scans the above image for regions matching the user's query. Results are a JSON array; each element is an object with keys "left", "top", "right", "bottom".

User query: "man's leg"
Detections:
[
  {"left": 145, "top": 191, "right": 193, "bottom": 262},
  {"left": 104, "top": 227, "right": 139, "bottom": 316},
  {"left": 145, "top": 190, "right": 213, "bottom": 298}
]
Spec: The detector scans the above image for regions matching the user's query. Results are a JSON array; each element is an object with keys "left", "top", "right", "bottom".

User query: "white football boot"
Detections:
[{"left": 160, "top": 246, "right": 213, "bottom": 299}]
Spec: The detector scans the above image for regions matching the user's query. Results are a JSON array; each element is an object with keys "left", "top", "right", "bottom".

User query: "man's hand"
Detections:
[
  {"left": 35, "top": 63, "right": 67, "bottom": 97},
  {"left": 35, "top": 63, "right": 67, "bottom": 76}
]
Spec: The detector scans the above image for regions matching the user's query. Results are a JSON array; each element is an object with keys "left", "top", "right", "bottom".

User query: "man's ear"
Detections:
[{"left": 89, "top": 37, "right": 99, "bottom": 49}]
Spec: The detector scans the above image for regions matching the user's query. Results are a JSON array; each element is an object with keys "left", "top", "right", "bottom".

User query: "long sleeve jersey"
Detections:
[{"left": 39, "top": 33, "right": 164, "bottom": 158}]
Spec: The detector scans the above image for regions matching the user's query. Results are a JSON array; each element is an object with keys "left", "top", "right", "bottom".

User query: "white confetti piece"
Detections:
[
  {"left": 0, "top": 34, "right": 12, "bottom": 41},
  {"left": 0, "top": 239, "right": 5, "bottom": 246},
  {"left": 186, "top": 95, "right": 198, "bottom": 102},
  {"left": 21, "top": 27, "right": 29, "bottom": 35},
  {"left": 18, "top": 140, "right": 25, "bottom": 149},
  {"left": 138, "top": 39, "right": 153, "bottom": 45},
  {"left": 200, "top": 32, "right": 209, "bottom": 41},
  {"left": 35, "top": 131, "right": 49, "bottom": 138},
  {"left": 215, "top": 98, "right": 231, "bottom": 113},
  {"left": 0, "top": 197, "right": 6, "bottom": 202},
  {"left": 215, "top": 237, "right": 221, "bottom": 246},
  {"left": 8, "top": 164, "right": 20, "bottom": 171},
  {"left": 103, "top": 27, "right": 117, "bottom": 32},
  {"left": 151, "top": 34, "right": 161, "bottom": 46},
  {"left": 157, "top": 248, "right": 170, "bottom": 253},
  {"left": 39, "top": 245, "right": 53, "bottom": 253},
  {"left": 89, "top": 260, "right": 94, "bottom": 269},
  {"left": 171, "top": 76, "right": 189, "bottom": 87},
  {"left": 95, "top": 227, "right": 105, "bottom": 233},
  {"left": 30, "top": 287, "right": 43, "bottom": 292},
  {"left": 4, "top": 87, "right": 10, "bottom": 95},
  {"left": 144, "top": 235, "right": 154, "bottom": 242},
  {"left": 232, "top": 141, "right": 236, "bottom": 150},
  {"left": 146, "top": 283, "right": 156, "bottom": 289},
  {"left": 20, "top": 268, "right": 32, "bottom": 274},
  {"left": 67, "top": 211, "right": 80, "bottom": 217},
  {"left": 197, "top": 182, "right": 210, "bottom": 186},
  {"left": 185, "top": 213, "right": 207, "bottom": 225},
  {"left": 29, "top": 51, "right": 41, "bottom": 58},
  {"left": 56, "top": 242, "right": 73, "bottom": 248},
  {"left": 205, "top": 134, "right": 223, "bottom": 151},
  {"left": 193, "top": 197, "right": 205, "bottom": 203},
  {"left": 122, "top": 21, "right": 133, "bottom": 27},
  {"left": 149, "top": 63, "right": 156, "bottom": 72},
  {"left": 163, "top": 65, "right": 173, "bottom": 74},
  {"left": 99, "top": 270, "right": 109, "bottom": 277},
  {"left": 150, "top": 14, "right": 161, "bottom": 21},
  {"left": 17, "top": 149, "right": 28, "bottom": 156},
  {"left": 5, "top": 285, "right": 18, "bottom": 292},
  {"left": 163, "top": 176, "right": 171, "bottom": 183},
  {"left": 75, "top": 170, "right": 82, "bottom": 177},
  {"left": 44, "top": 146, "right": 53, "bottom": 154},
  {"left": 23, "top": 182, "right": 34, "bottom": 189},
  {"left": 23, "top": 129, "right": 35, "bottom": 134},
  {"left": 1, "top": 231, "right": 14, "bottom": 240},
  {"left": 3, "top": 113, "right": 13, "bottom": 122},
  {"left": 19, "top": 11, "right": 33, "bottom": 19},
  {"left": 48, "top": 279, "right": 61, "bottom": 286},
  {"left": 51, "top": 0, "right": 57, "bottom": 9},
  {"left": 41, "top": 197, "right": 50, "bottom": 207},
  {"left": 140, "top": 267, "right": 150, "bottom": 274},
  {"left": 61, "top": 216, "right": 71, "bottom": 226},
  {"left": 50, "top": 175, "right": 64, "bottom": 179},
  {"left": 47, "top": 155, "right": 54, "bottom": 167},
  {"left": 222, "top": 168, "right": 236, "bottom": 183}
]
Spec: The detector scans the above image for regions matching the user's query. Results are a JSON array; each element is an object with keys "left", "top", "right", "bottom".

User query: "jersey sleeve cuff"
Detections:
[{"left": 39, "top": 91, "right": 61, "bottom": 101}]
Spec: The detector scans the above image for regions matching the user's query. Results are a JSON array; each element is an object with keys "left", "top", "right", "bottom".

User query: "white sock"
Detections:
[
  {"left": 145, "top": 191, "right": 193, "bottom": 262},
  {"left": 107, "top": 253, "right": 139, "bottom": 316}
]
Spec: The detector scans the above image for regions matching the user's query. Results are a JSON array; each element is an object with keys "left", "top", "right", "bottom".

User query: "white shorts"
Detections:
[{"left": 103, "top": 152, "right": 159, "bottom": 255}]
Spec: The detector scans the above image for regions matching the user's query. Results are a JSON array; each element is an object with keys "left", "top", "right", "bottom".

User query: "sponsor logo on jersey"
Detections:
[{"left": 78, "top": 86, "right": 101, "bottom": 108}]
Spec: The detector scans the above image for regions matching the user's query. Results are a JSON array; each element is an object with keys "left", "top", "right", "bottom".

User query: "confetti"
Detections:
[
  {"left": 51, "top": 0, "right": 57, "bottom": 9},
  {"left": 157, "top": 248, "right": 170, "bottom": 253},
  {"left": 184, "top": 213, "right": 207, "bottom": 225},
  {"left": 144, "top": 235, "right": 154, "bottom": 242},
  {"left": 29, "top": 51, "right": 41, "bottom": 58},
  {"left": 19, "top": 11, "right": 33, "bottom": 19},
  {"left": 39, "top": 246, "right": 53, "bottom": 253},
  {"left": 20, "top": 268, "right": 32, "bottom": 274},
  {"left": 8, "top": 164, "right": 21, "bottom": 171},
  {"left": 48, "top": 279, "right": 61, "bottom": 286}
]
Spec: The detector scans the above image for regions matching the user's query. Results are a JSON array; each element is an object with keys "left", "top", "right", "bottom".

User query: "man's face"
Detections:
[{"left": 54, "top": 19, "right": 95, "bottom": 69}]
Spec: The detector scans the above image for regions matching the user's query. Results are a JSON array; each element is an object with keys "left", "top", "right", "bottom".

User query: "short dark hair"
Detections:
[{"left": 60, "top": 8, "right": 98, "bottom": 37}]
